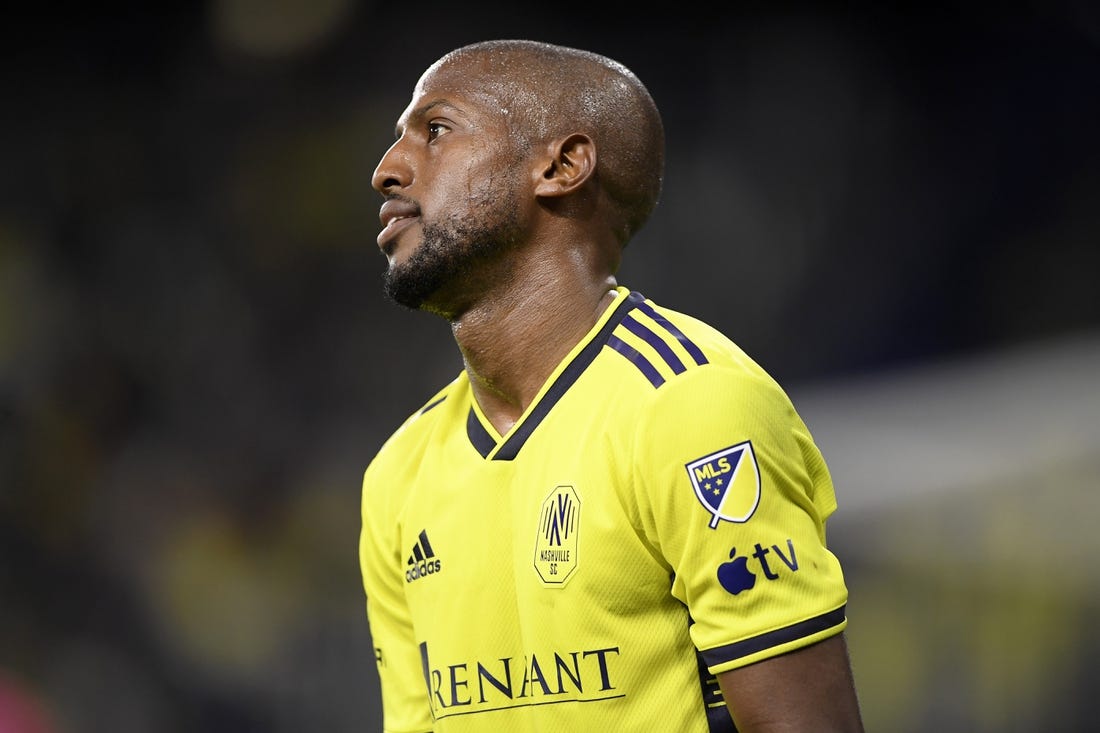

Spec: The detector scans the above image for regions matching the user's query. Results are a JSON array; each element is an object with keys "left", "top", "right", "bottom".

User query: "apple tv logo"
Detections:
[
  {"left": 717, "top": 540, "right": 800, "bottom": 595},
  {"left": 717, "top": 548, "right": 757, "bottom": 594}
]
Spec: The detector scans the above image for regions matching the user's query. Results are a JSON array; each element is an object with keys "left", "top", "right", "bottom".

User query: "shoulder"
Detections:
[
  {"left": 614, "top": 296, "right": 805, "bottom": 458},
  {"left": 643, "top": 298, "right": 772, "bottom": 378},
  {"left": 598, "top": 292, "right": 764, "bottom": 393},
  {"left": 362, "top": 373, "right": 465, "bottom": 493},
  {"left": 618, "top": 294, "right": 789, "bottom": 410},
  {"left": 623, "top": 297, "right": 839, "bottom": 524}
]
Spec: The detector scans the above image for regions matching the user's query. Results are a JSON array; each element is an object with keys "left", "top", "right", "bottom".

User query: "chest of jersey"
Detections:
[
  {"left": 399, "top": 394, "right": 672, "bottom": 627},
  {"left": 393, "top": 386, "right": 693, "bottom": 719}
]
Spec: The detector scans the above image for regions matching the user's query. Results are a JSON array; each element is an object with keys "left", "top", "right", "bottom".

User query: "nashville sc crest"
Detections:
[
  {"left": 685, "top": 441, "right": 761, "bottom": 528},
  {"left": 533, "top": 485, "right": 580, "bottom": 585}
]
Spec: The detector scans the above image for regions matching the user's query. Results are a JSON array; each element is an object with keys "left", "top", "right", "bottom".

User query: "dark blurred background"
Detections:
[{"left": 2, "top": 2, "right": 1098, "bottom": 732}]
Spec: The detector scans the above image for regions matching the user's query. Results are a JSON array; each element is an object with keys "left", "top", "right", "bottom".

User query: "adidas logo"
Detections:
[{"left": 405, "top": 529, "right": 442, "bottom": 583}]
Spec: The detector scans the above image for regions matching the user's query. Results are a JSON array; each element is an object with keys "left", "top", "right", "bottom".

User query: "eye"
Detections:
[{"left": 427, "top": 121, "right": 451, "bottom": 141}]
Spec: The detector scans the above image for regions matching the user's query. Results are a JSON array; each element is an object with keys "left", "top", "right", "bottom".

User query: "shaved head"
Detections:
[{"left": 422, "top": 40, "right": 666, "bottom": 245}]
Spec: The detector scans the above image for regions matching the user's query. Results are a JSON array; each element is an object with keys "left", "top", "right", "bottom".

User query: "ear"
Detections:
[{"left": 533, "top": 133, "right": 596, "bottom": 198}]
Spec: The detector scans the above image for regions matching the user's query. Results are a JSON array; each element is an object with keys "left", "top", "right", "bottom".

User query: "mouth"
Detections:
[
  {"left": 378, "top": 198, "right": 420, "bottom": 253},
  {"left": 378, "top": 215, "right": 418, "bottom": 254}
]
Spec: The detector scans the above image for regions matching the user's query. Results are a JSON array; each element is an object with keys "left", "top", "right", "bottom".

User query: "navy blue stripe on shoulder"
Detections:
[
  {"left": 621, "top": 314, "right": 687, "bottom": 375},
  {"left": 700, "top": 605, "right": 846, "bottom": 670},
  {"left": 419, "top": 395, "right": 447, "bottom": 414},
  {"left": 607, "top": 334, "right": 665, "bottom": 388},
  {"left": 635, "top": 299, "right": 709, "bottom": 366}
]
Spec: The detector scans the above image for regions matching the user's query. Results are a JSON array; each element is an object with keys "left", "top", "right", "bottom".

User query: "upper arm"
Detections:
[
  {"left": 629, "top": 360, "right": 858, "bottom": 726},
  {"left": 632, "top": 366, "right": 849, "bottom": 664},
  {"left": 718, "top": 633, "right": 864, "bottom": 733}
]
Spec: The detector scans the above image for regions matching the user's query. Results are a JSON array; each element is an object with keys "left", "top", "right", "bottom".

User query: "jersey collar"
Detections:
[{"left": 466, "top": 287, "right": 645, "bottom": 461}]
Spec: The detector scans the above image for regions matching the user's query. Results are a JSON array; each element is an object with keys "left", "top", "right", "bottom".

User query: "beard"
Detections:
[{"left": 382, "top": 196, "right": 522, "bottom": 314}]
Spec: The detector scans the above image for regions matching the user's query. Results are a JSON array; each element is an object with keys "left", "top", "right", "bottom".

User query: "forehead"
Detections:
[{"left": 396, "top": 54, "right": 523, "bottom": 130}]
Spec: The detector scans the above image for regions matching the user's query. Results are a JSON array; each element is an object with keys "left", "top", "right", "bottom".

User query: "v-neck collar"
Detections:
[{"left": 464, "top": 288, "right": 646, "bottom": 461}]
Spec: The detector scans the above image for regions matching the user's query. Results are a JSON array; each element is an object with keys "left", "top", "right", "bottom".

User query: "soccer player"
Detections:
[{"left": 359, "top": 39, "right": 864, "bottom": 732}]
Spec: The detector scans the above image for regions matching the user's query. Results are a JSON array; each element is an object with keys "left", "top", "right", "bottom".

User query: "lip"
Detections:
[{"left": 377, "top": 199, "right": 420, "bottom": 250}]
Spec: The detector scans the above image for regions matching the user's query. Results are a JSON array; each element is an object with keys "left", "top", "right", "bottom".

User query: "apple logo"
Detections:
[{"left": 717, "top": 547, "right": 757, "bottom": 595}]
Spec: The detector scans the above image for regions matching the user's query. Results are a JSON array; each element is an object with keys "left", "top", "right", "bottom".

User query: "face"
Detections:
[{"left": 371, "top": 60, "right": 528, "bottom": 313}]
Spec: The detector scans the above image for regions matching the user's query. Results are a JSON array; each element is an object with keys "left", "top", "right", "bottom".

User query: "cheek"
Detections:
[
  {"left": 422, "top": 141, "right": 524, "bottom": 216},
  {"left": 437, "top": 165, "right": 514, "bottom": 216},
  {"left": 426, "top": 158, "right": 480, "bottom": 208}
]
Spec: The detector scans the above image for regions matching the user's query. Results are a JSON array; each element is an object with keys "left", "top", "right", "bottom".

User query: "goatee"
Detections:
[{"left": 383, "top": 211, "right": 520, "bottom": 313}]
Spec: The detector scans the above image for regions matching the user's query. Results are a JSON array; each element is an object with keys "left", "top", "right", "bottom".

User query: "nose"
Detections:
[{"left": 371, "top": 140, "right": 411, "bottom": 195}]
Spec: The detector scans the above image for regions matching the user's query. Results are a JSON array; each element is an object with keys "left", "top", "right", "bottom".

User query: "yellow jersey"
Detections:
[{"left": 360, "top": 286, "right": 848, "bottom": 732}]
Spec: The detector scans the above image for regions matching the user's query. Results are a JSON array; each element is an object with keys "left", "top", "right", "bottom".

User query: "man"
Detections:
[{"left": 359, "top": 39, "right": 864, "bottom": 732}]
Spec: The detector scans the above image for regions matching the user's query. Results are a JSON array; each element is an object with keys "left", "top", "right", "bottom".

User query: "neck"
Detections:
[{"left": 450, "top": 263, "right": 619, "bottom": 436}]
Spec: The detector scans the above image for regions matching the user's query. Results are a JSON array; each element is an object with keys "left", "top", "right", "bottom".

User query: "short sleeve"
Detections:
[
  {"left": 360, "top": 464, "right": 434, "bottom": 733},
  {"left": 631, "top": 364, "right": 848, "bottom": 674}
]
